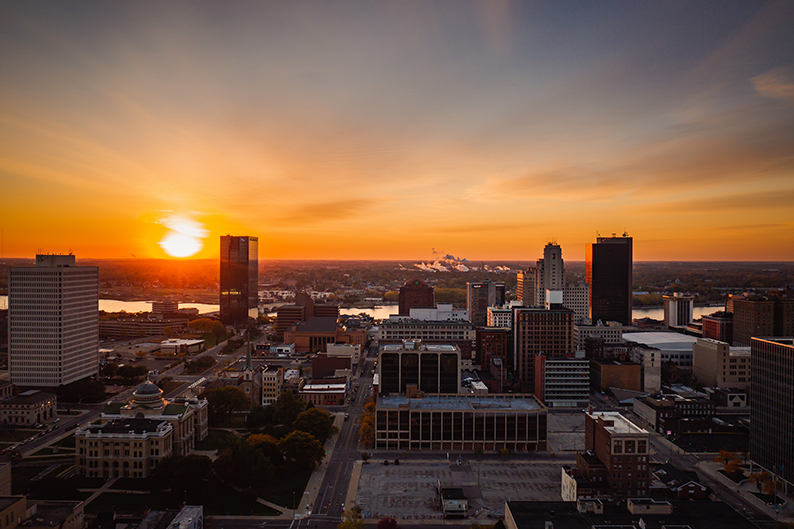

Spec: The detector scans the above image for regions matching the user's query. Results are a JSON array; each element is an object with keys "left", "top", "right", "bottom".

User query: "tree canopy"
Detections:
[{"left": 278, "top": 430, "right": 325, "bottom": 469}]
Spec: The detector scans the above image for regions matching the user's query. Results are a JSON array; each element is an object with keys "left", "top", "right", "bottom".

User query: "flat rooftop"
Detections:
[
  {"left": 586, "top": 411, "right": 648, "bottom": 435},
  {"left": 623, "top": 332, "right": 697, "bottom": 350},
  {"left": 378, "top": 394, "right": 545, "bottom": 411},
  {"left": 380, "top": 344, "right": 459, "bottom": 352}
]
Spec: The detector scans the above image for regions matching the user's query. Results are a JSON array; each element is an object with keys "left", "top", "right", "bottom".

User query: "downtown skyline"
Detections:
[{"left": 1, "top": 1, "right": 794, "bottom": 261}]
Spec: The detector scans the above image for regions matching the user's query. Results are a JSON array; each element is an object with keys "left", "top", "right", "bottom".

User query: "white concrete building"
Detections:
[
  {"left": 408, "top": 304, "right": 469, "bottom": 321},
  {"left": 9, "top": 254, "right": 98, "bottom": 387},
  {"left": 534, "top": 243, "right": 565, "bottom": 307},
  {"left": 623, "top": 332, "right": 698, "bottom": 368},
  {"left": 563, "top": 281, "right": 590, "bottom": 325},
  {"left": 574, "top": 322, "right": 625, "bottom": 350},
  {"left": 326, "top": 343, "right": 361, "bottom": 365},
  {"left": 663, "top": 293, "right": 694, "bottom": 328},
  {"left": 487, "top": 305, "right": 512, "bottom": 328}
]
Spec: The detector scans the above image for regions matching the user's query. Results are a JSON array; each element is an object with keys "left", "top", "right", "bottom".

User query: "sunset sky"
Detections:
[{"left": 1, "top": 1, "right": 793, "bottom": 261}]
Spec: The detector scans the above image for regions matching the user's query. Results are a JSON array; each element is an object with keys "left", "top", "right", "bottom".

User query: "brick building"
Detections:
[{"left": 398, "top": 278, "right": 435, "bottom": 316}]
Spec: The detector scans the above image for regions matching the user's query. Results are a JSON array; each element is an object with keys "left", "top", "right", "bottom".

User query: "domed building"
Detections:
[{"left": 100, "top": 379, "right": 208, "bottom": 457}]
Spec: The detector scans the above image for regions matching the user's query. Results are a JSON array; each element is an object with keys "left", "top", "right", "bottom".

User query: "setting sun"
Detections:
[{"left": 158, "top": 215, "right": 208, "bottom": 258}]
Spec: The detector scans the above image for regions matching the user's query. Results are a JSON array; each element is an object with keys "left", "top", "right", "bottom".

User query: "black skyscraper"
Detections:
[
  {"left": 586, "top": 234, "right": 632, "bottom": 325},
  {"left": 220, "top": 235, "right": 258, "bottom": 325}
]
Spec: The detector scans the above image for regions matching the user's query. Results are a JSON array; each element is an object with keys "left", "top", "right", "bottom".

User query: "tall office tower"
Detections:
[
  {"left": 9, "top": 255, "right": 98, "bottom": 387},
  {"left": 220, "top": 235, "right": 259, "bottom": 325},
  {"left": 398, "top": 278, "right": 435, "bottom": 316},
  {"left": 663, "top": 293, "right": 694, "bottom": 328},
  {"left": 750, "top": 337, "right": 794, "bottom": 491},
  {"left": 512, "top": 306, "right": 574, "bottom": 392},
  {"left": 534, "top": 243, "right": 565, "bottom": 306},
  {"left": 466, "top": 281, "right": 505, "bottom": 327},
  {"left": 586, "top": 234, "right": 633, "bottom": 325},
  {"left": 516, "top": 267, "right": 537, "bottom": 306}
]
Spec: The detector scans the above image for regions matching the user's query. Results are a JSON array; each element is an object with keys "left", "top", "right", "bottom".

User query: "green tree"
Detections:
[
  {"left": 293, "top": 408, "right": 336, "bottom": 444},
  {"left": 200, "top": 386, "right": 250, "bottom": 424},
  {"left": 101, "top": 362, "right": 119, "bottom": 378},
  {"left": 273, "top": 390, "right": 306, "bottom": 425},
  {"left": 278, "top": 430, "right": 325, "bottom": 468},
  {"left": 247, "top": 405, "right": 274, "bottom": 428},
  {"left": 117, "top": 364, "right": 148, "bottom": 383}
]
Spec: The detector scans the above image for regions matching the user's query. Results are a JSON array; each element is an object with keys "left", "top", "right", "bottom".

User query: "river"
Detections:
[{"left": 0, "top": 295, "right": 722, "bottom": 322}]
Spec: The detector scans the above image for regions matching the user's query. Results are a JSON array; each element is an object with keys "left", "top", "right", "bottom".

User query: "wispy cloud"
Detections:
[{"left": 752, "top": 67, "right": 794, "bottom": 103}]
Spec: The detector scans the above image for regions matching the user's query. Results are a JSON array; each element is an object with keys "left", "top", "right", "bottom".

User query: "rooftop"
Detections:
[
  {"left": 623, "top": 332, "right": 697, "bottom": 350},
  {"left": 4, "top": 390, "right": 55, "bottom": 405},
  {"left": 292, "top": 316, "right": 338, "bottom": 333},
  {"left": 83, "top": 418, "right": 169, "bottom": 435},
  {"left": 586, "top": 411, "right": 648, "bottom": 435},
  {"left": 378, "top": 394, "right": 545, "bottom": 411}
]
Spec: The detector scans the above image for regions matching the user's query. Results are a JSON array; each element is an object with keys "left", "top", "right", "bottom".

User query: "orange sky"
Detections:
[{"left": 1, "top": 2, "right": 793, "bottom": 261}]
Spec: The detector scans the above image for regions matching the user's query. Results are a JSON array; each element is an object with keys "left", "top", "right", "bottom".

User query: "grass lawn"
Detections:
[
  {"left": 195, "top": 429, "right": 239, "bottom": 450},
  {"left": 254, "top": 466, "right": 312, "bottom": 508}
]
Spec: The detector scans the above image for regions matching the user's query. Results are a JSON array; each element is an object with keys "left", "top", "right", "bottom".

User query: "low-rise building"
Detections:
[
  {"left": 590, "top": 359, "right": 642, "bottom": 393},
  {"left": 692, "top": 338, "right": 750, "bottom": 390},
  {"left": 378, "top": 342, "right": 461, "bottom": 395},
  {"left": 159, "top": 339, "right": 204, "bottom": 355},
  {"left": 326, "top": 343, "right": 361, "bottom": 365},
  {"left": 0, "top": 390, "right": 56, "bottom": 425},
  {"left": 100, "top": 381, "right": 208, "bottom": 457},
  {"left": 486, "top": 305, "right": 512, "bottom": 328},
  {"left": 633, "top": 393, "right": 715, "bottom": 434},
  {"left": 623, "top": 332, "right": 698, "bottom": 368},
  {"left": 75, "top": 418, "right": 173, "bottom": 478},
  {"left": 574, "top": 322, "right": 624, "bottom": 350},
  {"left": 378, "top": 320, "right": 476, "bottom": 360},
  {"left": 375, "top": 394, "right": 547, "bottom": 452},
  {"left": 299, "top": 377, "right": 348, "bottom": 406}
]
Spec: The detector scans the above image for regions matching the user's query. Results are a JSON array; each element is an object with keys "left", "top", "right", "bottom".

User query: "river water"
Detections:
[{"left": 0, "top": 295, "right": 722, "bottom": 322}]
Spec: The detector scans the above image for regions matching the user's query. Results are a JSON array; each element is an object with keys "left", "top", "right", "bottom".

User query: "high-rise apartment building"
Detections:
[
  {"left": 586, "top": 234, "right": 633, "bottom": 325},
  {"left": 398, "top": 278, "right": 435, "bottom": 316},
  {"left": 9, "top": 254, "right": 98, "bottom": 387},
  {"left": 750, "top": 337, "right": 794, "bottom": 491},
  {"left": 512, "top": 306, "right": 574, "bottom": 392},
  {"left": 663, "top": 293, "right": 694, "bottom": 328},
  {"left": 466, "top": 281, "right": 505, "bottom": 327},
  {"left": 220, "top": 235, "right": 258, "bottom": 325}
]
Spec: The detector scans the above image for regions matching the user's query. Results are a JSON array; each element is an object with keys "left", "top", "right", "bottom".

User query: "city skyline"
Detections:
[{"left": 1, "top": 2, "right": 793, "bottom": 261}]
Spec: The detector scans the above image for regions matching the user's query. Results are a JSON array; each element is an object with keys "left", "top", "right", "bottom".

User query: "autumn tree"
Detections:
[
  {"left": 338, "top": 505, "right": 364, "bottom": 529},
  {"left": 377, "top": 518, "right": 400, "bottom": 529},
  {"left": 713, "top": 450, "right": 741, "bottom": 473},
  {"left": 278, "top": 430, "right": 325, "bottom": 469},
  {"left": 749, "top": 471, "right": 770, "bottom": 493}
]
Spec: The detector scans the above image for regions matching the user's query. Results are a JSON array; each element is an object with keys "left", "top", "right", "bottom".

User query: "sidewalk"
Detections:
[{"left": 697, "top": 460, "right": 793, "bottom": 523}]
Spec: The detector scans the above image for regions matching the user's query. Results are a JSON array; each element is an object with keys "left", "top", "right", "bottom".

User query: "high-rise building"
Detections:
[
  {"left": 584, "top": 411, "right": 649, "bottom": 497},
  {"left": 398, "top": 278, "right": 435, "bottom": 316},
  {"left": 220, "top": 235, "right": 258, "bottom": 325},
  {"left": 516, "top": 268, "right": 536, "bottom": 307},
  {"left": 378, "top": 342, "right": 461, "bottom": 395},
  {"left": 663, "top": 293, "right": 694, "bottom": 328},
  {"left": 466, "top": 281, "right": 505, "bottom": 327},
  {"left": 563, "top": 282, "right": 590, "bottom": 325},
  {"left": 9, "top": 254, "right": 98, "bottom": 387},
  {"left": 534, "top": 243, "right": 565, "bottom": 306},
  {"left": 731, "top": 293, "right": 794, "bottom": 346},
  {"left": 586, "top": 234, "right": 633, "bottom": 325},
  {"left": 512, "top": 306, "right": 574, "bottom": 392},
  {"left": 750, "top": 337, "right": 794, "bottom": 492}
]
